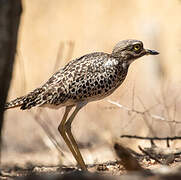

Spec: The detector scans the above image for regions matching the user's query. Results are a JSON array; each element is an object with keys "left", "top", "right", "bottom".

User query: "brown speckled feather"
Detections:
[{"left": 5, "top": 52, "right": 128, "bottom": 110}]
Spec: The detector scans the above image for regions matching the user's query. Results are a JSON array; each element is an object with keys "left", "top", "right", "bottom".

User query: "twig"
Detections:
[
  {"left": 107, "top": 99, "right": 162, "bottom": 120},
  {"left": 138, "top": 145, "right": 164, "bottom": 164},
  {"left": 107, "top": 100, "right": 181, "bottom": 124},
  {"left": 120, "top": 135, "right": 181, "bottom": 141},
  {"left": 66, "top": 41, "right": 75, "bottom": 61},
  {"left": 137, "top": 96, "right": 156, "bottom": 136},
  {"left": 131, "top": 82, "right": 136, "bottom": 110},
  {"left": 30, "top": 109, "right": 64, "bottom": 157},
  {"left": 53, "top": 42, "right": 64, "bottom": 72}
]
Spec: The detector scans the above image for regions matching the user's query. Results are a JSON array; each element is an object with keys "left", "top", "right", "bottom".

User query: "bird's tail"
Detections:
[
  {"left": 4, "top": 96, "right": 25, "bottom": 110},
  {"left": 5, "top": 87, "right": 46, "bottom": 110}
]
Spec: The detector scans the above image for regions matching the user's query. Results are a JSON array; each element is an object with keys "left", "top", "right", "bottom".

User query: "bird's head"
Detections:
[{"left": 111, "top": 39, "right": 159, "bottom": 64}]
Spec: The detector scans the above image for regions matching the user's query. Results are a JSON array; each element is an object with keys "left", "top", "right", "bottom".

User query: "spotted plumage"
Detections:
[
  {"left": 6, "top": 52, "right": 128, "bottom": 110},
  {"left": 5, "top": 39, "right": 159, "bottom": 170}
]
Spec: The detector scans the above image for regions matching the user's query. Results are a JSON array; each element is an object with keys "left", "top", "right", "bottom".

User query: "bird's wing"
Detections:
[{"left": 40, "top": 52, "right": 112, "bottom": 105}]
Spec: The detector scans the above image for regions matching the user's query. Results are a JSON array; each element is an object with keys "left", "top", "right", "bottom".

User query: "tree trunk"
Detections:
[{"left": 0, "top": 0, "right": 22, "bottom": 161}]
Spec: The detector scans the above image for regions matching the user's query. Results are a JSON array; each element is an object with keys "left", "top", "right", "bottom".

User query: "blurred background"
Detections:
[{"left": 3, "top": 0, "right": 181, "bottom": 168}]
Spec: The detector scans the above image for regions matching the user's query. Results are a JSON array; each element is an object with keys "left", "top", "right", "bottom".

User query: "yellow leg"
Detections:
[
  {"left": 65, "top": 102, "right": 87, "bottom": 170},
  {"left": 58, "top": 106, "right": 80, "bottom": 168},
  {"left": 58, "top": 102, "right": 87, "bottom": 170}
]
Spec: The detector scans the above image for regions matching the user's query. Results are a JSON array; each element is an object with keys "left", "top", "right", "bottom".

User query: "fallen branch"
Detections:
[
  {"left": 120, "top": 135, "right": 181, "bottom": 141},
  {"left": 120, "top": 134, "right": 181, "bottom": 148},
  {"left": 114, "top": 143, "right": 143, "bottom": 171}
]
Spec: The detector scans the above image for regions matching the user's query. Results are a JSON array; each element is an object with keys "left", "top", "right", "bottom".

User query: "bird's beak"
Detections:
[{"left": 145, "top": 49, "right": 159, "bottom": 55}]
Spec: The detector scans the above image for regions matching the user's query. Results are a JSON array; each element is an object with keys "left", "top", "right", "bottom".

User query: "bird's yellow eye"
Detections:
[{"left": 133, "top": 44, "right": 141, "bottom": 51}]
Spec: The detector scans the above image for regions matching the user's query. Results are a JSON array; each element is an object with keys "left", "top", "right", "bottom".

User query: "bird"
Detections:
[{"left": 5, "top": 39, "right": 159, "bottom": 171}]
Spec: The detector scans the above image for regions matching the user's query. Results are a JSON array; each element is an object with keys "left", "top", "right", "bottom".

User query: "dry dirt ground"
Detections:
[{"left": 2, "top": 139, "right": 181, "bottom": 180}]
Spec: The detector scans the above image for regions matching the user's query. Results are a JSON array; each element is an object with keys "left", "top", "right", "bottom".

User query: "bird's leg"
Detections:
[
  {"left": 65, "top": 102, "right": 87, "bottom": 170},
  {"left": 58, "top": 105, "right": 82, "bottom": 168}
]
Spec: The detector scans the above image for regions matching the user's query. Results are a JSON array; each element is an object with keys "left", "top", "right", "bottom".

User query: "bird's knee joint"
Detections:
[
  {"left": 58, "top": 124, "right": 65, "bottom": 135},
  {"left": 65, "top": 122, "right": 71, "bottom": 132}
]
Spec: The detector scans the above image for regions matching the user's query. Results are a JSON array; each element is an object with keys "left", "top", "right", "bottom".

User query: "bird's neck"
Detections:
[
  {"left": 112, "top": 53, "right": 133, "bottom": 66},
  {"left": 114, "top": 56, "right": 134, "bottom": 72}
]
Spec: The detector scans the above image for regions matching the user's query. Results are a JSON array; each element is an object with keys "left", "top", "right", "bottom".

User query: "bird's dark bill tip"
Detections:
[{"left": 146, "top": 49, "right": 159, "bottom": 55}]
